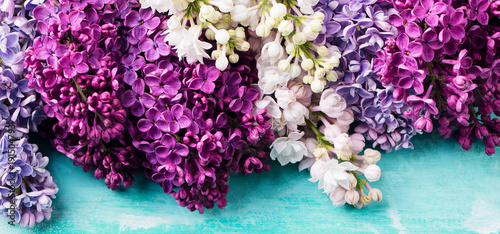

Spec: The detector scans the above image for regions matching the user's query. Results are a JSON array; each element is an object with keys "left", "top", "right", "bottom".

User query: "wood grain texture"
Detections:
[{"left": 1, "top": 132, "right": 499, "bottom": 233}]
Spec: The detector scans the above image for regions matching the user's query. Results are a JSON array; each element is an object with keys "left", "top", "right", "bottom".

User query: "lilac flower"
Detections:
[
  {"left": 468, "top": 0, "right": 490, "bottom": 25},
  {"left": 189, "top": 64, "right": 221, "bottom": 94},
  {"left": 336, "top": 84, "right": 374, "bottom": 105},
  {"left": 121, "top": 79, "right": 156, "bottom": 117},
  {"left": 229, "top": 87, "right": 259, "bottom": 114},
  {"left": 0, "top": 32, "right": 19, "bottom": 62},
  {"left": 393, "top": 34, "right": 422, "bottom": 65},
  {"left": 217, "top": 72, "right": 242, "bottom": 98},
  {"left": 59, "top": 53, "right": 89, "bottom": 78},
  {"left": 397, "top": 65, "right": 425, "bottom": 94},
  {"left": 162, "top": 104, "right": 191, "bottom": 134},
  {"left": 121, "top": 53, "right": 146, "bottom": 85},
  {"left": 438, "top": 11, "right": 466, "bottom": 43},
  {"left": 34, "top": 37, "right": 68, "bottom": 67},
  {"left": 155, "top": 134, "right": 189, "bottom": 165},
  {"left": 124, "top": 7, "right": 161, "bottom": 40},
  {"left": 389, "top": 10, "right": 421, "bottom": 39},
  {"left": 412, "top": 0, "right": 447, "bottom": 27},
  {"left": 138, "top": 33, "right": 171, "bottom": 61},
  {"left": 58, "top": 11, "right": 84, "bottom": 32},
  {"left": 145, "top": 70, "right": 181, "bottom": 96},
  {"left": 137, "top": 107, "right": 168, "bottom": 139}
]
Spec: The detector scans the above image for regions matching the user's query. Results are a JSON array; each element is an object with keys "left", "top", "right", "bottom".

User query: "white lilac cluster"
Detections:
[{"left": 258, "top": 81, "right": 383, "bottom": 208}]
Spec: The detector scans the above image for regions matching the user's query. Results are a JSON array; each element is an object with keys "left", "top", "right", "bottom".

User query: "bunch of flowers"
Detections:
[
  {"left": 247, "top": 1, "right": 387, "bottom": 207},
  {"left": 120, "top": 27, "right": 274, "bottom": 212},
  {"left": 0, "top": 0, "right": 57, "bottom": 228},
  {"left": 0, "top": 129, "right": 58, "bottom": 228},
  {"left": 0, "top": 0, "right": 45, "bottom": 132},
  {"left": 142, "top": 0, "right": 389, "bottom": 208},
  {"left": 314, "top": 0, "right": 417, "bottom": 152},
  {"left": 376, "top": 0, "right": 500, "bottom": 155},
  {"left": 25, "top": 0, "right": 143, "bottom": 190}
]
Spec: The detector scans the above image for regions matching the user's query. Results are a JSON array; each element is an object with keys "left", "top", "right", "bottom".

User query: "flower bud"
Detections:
[
  {"left": 353, "top": 200, "right": 365, "bottom": 209},
  {"left": 256, "top": 23, "right": 270, "bottom": 37},
  {"left": 205, "top": 29, "right": 216, "bottom": 40},
  {"left": 292, "top": 32, "right": 307, "bottom": 45},
  {"left": 278, "top": 60, "right": 291, "bottom": 72},
  {"left": 347, "top": 173, "right": 357, "bottom": 189},
  {"left": 313, "top": 11, "right": 325, "bottom": 21},
  {"left": 285, "top": 43, "right": 295, "bottom": 55},
  {"left": 301, "top": 59, "right": 314, "bottom": 71},
  {"left": 369, "top": 188, "right": 383, "bottom": 202},
  {"left": 216, "top": 55, "right": 229, "bottom": 71},
  {"left": 361, "top": 194, "right": 371, "bottom": 205},
  {"left": 237, "top": 41, "right": 250, "bottom": 51},
  {"left": 314, "top": 68, "right": 325, "bottom": 78},
  {"left": 326, "top": 71, "right": 338, "bottom": 81},
  {"left": 229, "top": 53, "right": 239, "bottom": 63},
  {"left": 336, "top": 150, "right": 352, "bottom": 161},
  {"left": 317, "top": 45, "right": 329, "bottom": 57},
  {"left": 303, "top": 75, "right": 314, "bottom": 84},
  {"left": 290, "top": 64, "right": 301, "bottom": 78},
  {"left": 278, "top": 20, "right": 294, "bottom": 36},
  {"left": 215, "top": 29, "right": 230, "bottom": 44},
  {"left": 211, "top": 50, "right": 220, "bottom": 59},
  {"left": 330, "top": 187, "right": 347, "bottom": 206},
  {"left": 311, "top": 79, "right": 324, "bottom": 93},
  {"left": 364, "top": 165, "right": 381, "bottom": 182},
  {"left": 235, "top": 28, "right": 245, "bottom": 38},
  {"left": 345, "top": 189, "right": 359, "bottom": 205},
  {"left": 270, "top": 3, "right": 287, "bottom": 19},
  {"left": 364, "top": 148, "right": 381, "bottom": 165},
  {"left": 265, "top": 17, "right": 277, "bottom": 28},
  {"left": 309, "top": 20, "right": 322, "bottom": 32},
  {"left": 313, "top": 147, "right": 328, "bottom": 159},
  {"left": 329, "top": 56, "right": 340, "bottom": 67}
]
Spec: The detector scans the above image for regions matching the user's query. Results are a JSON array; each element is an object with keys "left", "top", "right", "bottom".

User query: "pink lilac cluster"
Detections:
[
  {"left": 24, "top": 0, "right": 144, "bottom": 190},
  {"left": 123, "top": 34, "right": 274, "bottom": 213},
  {"left": 0, "top": 130, "right": 58, "bottom": 228},
  {"left": 314, "top": 0, "right": 416, "bottom": 152},
  {"left": 376, "top": 0, "right": 500, "bottom": 155}
]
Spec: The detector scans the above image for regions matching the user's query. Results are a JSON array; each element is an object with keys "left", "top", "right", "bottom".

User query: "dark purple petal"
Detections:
[
  {"left": 121, "top": 90, "right": 137, "bottom": 107},
  {"left": 131, "top": 101, "right": 145, "bottom": 117},
  {"left": 137, "top": 119, "right": 153, "bottom": 132}
]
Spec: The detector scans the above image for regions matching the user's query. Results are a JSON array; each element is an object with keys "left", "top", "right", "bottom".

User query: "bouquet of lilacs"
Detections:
[
  {"left": 315, "top": 0, "right": 416, "bottom": 152},
  {"left": 26, "top": 0, "right": 142, "bottom": 190},
  {"left": 0, "top": 0, "right": 57, "bottom": 228},
  {"left": 376, "top": 0, "right": 500, "bottom": 155},
  {"left": 112, "top": 3, "right": 274, "bottom": 213},
  {"left": 0, "top": 130, "right": 58, "bottom": 228},
  {"left": 148, "top": 0, "right": 388, "bottom": 208},
  {"left": 25, "top": 0, "right": 274, "bottom": 214},
  {"left": 123, "top": 52, "right": 274, "bottom": 213}
]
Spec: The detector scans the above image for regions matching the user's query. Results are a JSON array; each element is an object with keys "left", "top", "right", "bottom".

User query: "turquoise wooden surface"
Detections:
[{"left": 1, "top": 132, "right": 499, "bottom": 233}]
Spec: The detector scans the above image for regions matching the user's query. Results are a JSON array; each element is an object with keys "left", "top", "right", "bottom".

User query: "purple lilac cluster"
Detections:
[
  {"left": 0, "top": 0, "right": 46, "bottom": 132},
  {"left": 314, "top": 0, "right": 416, "bottom": 151},
  {"left": 123, "top": 39, "right": 275, "bottom": 213},
  {"left": 24, "top": 0, "right": 144, "bottom": 189},
  {"left": 0, "top": 130, "right": 58, "bottom": 228},
  {"left": 376, "top": 0, "right": 500, "bottom": 155}
]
